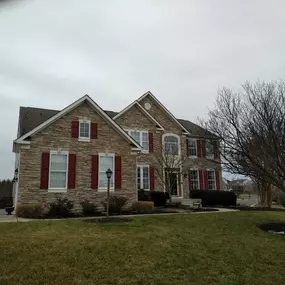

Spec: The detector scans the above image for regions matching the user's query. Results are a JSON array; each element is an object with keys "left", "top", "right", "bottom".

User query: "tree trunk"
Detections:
[{"left": 266, "top": 184, "right": 272, "bottom": 208}]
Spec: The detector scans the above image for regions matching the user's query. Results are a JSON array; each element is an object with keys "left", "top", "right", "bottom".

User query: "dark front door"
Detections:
[{"left": 169, "top": 173, "right": 178, "bottom": 196}]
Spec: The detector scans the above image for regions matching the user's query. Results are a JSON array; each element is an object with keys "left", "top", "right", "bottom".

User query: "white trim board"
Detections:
[
  {"left": 13, "top": 95, "right": 142, "bottom": 152},
  {"left": 113, "top": 100, "right": 164, "bottom": 130},
  {"left": 137, "top": 91, "right": 190, "bottom": 134}
]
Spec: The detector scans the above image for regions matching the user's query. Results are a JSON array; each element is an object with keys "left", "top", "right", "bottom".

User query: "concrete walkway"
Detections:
[{"left": 0, "top": 208, "right": 239, "bottom": 223}]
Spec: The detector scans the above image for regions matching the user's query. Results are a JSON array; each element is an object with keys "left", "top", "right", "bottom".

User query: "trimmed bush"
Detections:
[
  {"left": 80, "top": 199, "right": 98, "bottom": 216},
  {"left": 132, "top": 201, "right": 154, "bottom": 214},
  {"left": 138, "top": 190, "right": 169, "bottom": 207},
  {"left": 16, "top": 204, "right": 43, "bottom": 218},
  {"left": 190, "top": 190, "right": 237, "bottom": 206},
  {"left": 47, "top": 197, "right": 74, "bottom": 218},
  {"left": 102, "top": 196, "right": 128, "bottom": 215}
]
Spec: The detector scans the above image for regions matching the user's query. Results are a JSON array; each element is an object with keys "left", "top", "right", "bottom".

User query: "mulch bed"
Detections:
[
  {"left": 258, "top": 222, "right": 285, "bottom": 234},
  {"left": 83, "top": 217, "right": 133, "bottom": 224}
]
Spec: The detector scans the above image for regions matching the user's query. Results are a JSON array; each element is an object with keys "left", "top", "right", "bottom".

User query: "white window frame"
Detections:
[
  {"left": 79, "top": 119, "right": 91, "bottom": 142},
  {"left": 189, "top": 169, "right": 200, "bottom": 190},
  {"left": 207, "top": 169, "right": 216, "bottom": 190},
  {"left": 162, "top": 133, "right": 181, "bottom": 156},
  {"left": 137, "top": 165, "right": 150, "bottom": 190},
  {"left": 48, "top": 150, "right": 69, "bottom": 193},
  {"left": 206, "top": 140, "right": 214, "bottom": 159},
  {"left": 98, "top": 153, "right": 115, "bottom": 191},
  {"left": 188, "top": 139, "right": 197, "bottom": 157},
  {"left": 126, "top": 129, "right": 149, "bottom": 153}
]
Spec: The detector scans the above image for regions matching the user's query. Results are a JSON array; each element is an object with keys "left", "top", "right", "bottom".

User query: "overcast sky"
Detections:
[{"left": 0, "top": 0, "right": 285, "bottom": 179}]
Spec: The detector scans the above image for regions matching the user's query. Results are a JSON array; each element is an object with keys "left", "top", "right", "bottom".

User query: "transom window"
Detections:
[
  {"left": 188, "top": 139, "right": 197, "bottom": 156},
  {"left": 164, "top": 135, "right": 179, "bottom": 155},
  {"left": 49, "top": 152, "right": 68, "bottom": 189},
  {"left": 79, "top": 120, "right": 90, "bottom": 140},
  {"left": 206, "top": 141, "right": 214, "bottom": 158},
  {"left": 208, "top": 170, "right": 216, "bottom": 190},
  {"left": 190, "top": 169, "right": 200, "bottom": 189},
  {"left": 99, "top": 154, "right": 114, "bottom": 189},
  {"left": 137, "top": 166, "right": 149, "bottom": 190},
  {"left": 127, "top": 130, "right": 149, "bottom": 152}
]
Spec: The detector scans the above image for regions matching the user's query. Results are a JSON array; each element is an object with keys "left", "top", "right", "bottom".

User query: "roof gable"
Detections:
[{"left": 14, "top": 95, "right": 141, "bottom": 150}]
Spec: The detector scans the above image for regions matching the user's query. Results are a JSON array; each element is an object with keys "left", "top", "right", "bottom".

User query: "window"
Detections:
[
  {"left": 164, "top": 135, "right": 179, "bottom": 155},
  {"left": 208, "top": 170, "right": 216, "bottom": 190},
  {"left": 49, "top": 152, "right": 68, "bottom": 189},
  {"left": 99, "top": 154, "right": 114, "bottom": 189},
  {"left": 128, "top": 130, "right": 149, "bottom": 152},
  {"left": 189, "top": 139, "right": 197, "bottom": 156},
  {"left": 190, "top": 169, "right": 199, "bottom": 189},
  {"left": 137, "top": 166, "right": 149, "bottom": 190},
  {"left": 79, "top": 120, "right": 90, "bottom": 140},
  {"left": 206, "top": 141, "right": 214, "bottom": 158}
]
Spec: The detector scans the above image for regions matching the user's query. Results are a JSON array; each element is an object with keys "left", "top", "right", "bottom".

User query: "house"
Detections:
[{"left": 12, "top": 91, "right": 222, "bottom": 209}]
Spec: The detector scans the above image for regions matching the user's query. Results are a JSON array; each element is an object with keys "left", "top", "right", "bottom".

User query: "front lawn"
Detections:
[{"left": 1, "top": 212, "right": 285, "bottom": 285}]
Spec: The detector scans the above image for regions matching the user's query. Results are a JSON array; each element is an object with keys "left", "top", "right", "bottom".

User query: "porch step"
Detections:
[{"left": 182, "top": 198, "right": 202, "bottom": 207}]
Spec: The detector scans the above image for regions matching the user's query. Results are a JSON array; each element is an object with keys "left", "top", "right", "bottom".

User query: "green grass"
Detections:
[{"left": 1, "top": 212, "right": 285, "bottom": 285}]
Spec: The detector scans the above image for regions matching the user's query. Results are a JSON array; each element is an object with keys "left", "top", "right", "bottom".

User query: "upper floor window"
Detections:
[
  {"left": 208, "top": 170, "right": 216, "bottom": 190},
  {"left": 164, "top": 135, "right": 179, "bottom": 155},
  {"left": 79, "top": 120, "right": 90, "bottom": 140},
  {"left": 206, "top": 141, "right": 214, "bottom": 159},
  {"left": 188, "top": 139, "right": 197, "bottom": 156},
  {"left": 127, "top": 130, "right": 149, "bottom": 152}
]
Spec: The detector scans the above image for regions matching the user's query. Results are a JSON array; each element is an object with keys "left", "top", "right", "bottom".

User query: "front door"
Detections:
[{"left": 169, "top": 173, "right": 178, "bottom": 196}]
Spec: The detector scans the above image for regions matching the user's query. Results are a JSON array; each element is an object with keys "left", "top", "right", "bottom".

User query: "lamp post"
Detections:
[{"left": 105, "top": 168, "right": 113, "bottom": 218}]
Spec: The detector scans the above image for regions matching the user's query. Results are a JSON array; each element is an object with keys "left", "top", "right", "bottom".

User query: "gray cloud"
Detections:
[{"left": 1, "top": 0, "right": 285, "bottom": 178}]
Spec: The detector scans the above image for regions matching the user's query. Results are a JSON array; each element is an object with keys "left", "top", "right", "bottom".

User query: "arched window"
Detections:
[{"left": 164, "top": 135, "right": 179, "bottom": 155}]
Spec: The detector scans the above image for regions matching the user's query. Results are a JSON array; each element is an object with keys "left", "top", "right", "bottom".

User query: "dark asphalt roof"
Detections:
[{"left": 18, "top": 106, "right": 212, "bottom": 138}]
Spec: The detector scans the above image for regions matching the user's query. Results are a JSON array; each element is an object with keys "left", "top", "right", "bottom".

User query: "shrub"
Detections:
[
  {"left": 16, "top": 204, "right": 43, "bottom": 218},
  {"left": 132, "top": 201, "right": 154, "bottom": 214},
  {"left": 190, "top": 190, "right": 237, "bottom": 206},
  {"left": 47, "top": 197, "right": 74, "bottom": 218},
  {"left": 138, "top": 190, "right": 169, "bottom": 206},
  {"left": 102, "top": 196, "right": 128, "bottom": 215},
  {"left": 80, "top": 199, "right": 98, "bottom": 216},
  {"left": 138, "top": 189, "right": 151, "bottom": 201}
]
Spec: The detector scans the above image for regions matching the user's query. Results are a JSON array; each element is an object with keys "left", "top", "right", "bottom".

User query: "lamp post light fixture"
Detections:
[{"left": 105, "top": 168, "right": 113, "bottom": 218}]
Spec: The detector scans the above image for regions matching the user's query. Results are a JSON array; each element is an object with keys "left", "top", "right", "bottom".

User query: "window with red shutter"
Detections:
[
  {"left": 68, "top": 154, "right": 76, "bottom": 189},
  {"left": 40, "top": 152, "right": 50, "bottom": 189},
  {"left": 91, "top": 155, "right": 99, "bottom": 190},
  {"left": 71, "top": 121, "right": 79, "bottom": 138},
  {"left": 91, "top": 122, "right": 97, "bottom": 139},
  {"left": 115, "top": 156, "right": 122, "bottom": 190},
  {"left": 148, "top": 132, "right": 153, "bottom": 152},
  {"left": 150, "top": 167, "right": 155, "bottom": 190}
]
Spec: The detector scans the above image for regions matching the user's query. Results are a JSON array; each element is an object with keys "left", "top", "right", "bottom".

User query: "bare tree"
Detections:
[{"left": 202, "top": 80, "right": 285, "bottom": 206}]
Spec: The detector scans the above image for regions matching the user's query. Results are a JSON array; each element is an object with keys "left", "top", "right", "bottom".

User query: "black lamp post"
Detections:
[{"left": 105, "top": 168, "right": 113, "bottom": 218}]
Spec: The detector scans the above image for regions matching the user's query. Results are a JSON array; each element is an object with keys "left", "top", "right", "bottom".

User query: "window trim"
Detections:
[
  {"left": 207, "top": 169, "right": 216, "bottom": 190},
  {"left": 48, "top": 150, "right": 69, "bottom": 192},
  {"left": 137, "top": 165, "right": 150, "bottom": 190},
  {"left": 98, "top": 153, "right": 115, "bottom": 191},
  {"left": 206, "top": 140, "right": 214, "bottom": 159},
  {"left": 188, "top": 138, "right": 197, "bottom": 157},
  {"left": 125, "top": 129, "right": 149, "bottom": 153},
  {"left": 162, "top": 133, "right": 181, "bottom": 156},
  {"left": 79, "top": 119, "right": 91, "bottom": 142},
  {"left": 189, "top": 168, "right": 200, "bottom": 190}
]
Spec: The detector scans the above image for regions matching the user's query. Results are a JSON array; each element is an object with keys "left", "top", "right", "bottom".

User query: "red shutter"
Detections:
[
  {"left": 186, "top": 139, "right": 190, "bottom": 156},
  {"left": 71, "top": 121, "right": 79, "bottom": 138},
  {"left": 149, "top": 132, "right": 153, "bottom": 152},
  {"left": 199, "top": 170, "right": 204, "bottom": 189},
  {"left": 204, "top": 170, "right": 208, "bottom": 189},
  {"left": 215, "top": 171, "right": 220, "bottom": 191},
  {"left": 115, "top": 156, "right": 122, "bottom": 190},
  {"left": 40, "top": 152, "right": 50, "bottom": 189},
  {"left": 68, "top": 154, "right": 76, "bottom": 189},
  {"left": 91, "top": 155, "right": 99, "bottom": 190},
  {"left": 150, "top": 167, "right": 155, "bottom": 190},
  {"left": 197, "top": 140, "right": 202, "bottom": 157},
  {"left": 202, "top": 140, "right": 206, "bottom": 158},
  {"left": 91, "top": 122, "right": 97, "bottom": 139},
  {"left": 188, "top": 171, "right": 191, "bottom": 190}
]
